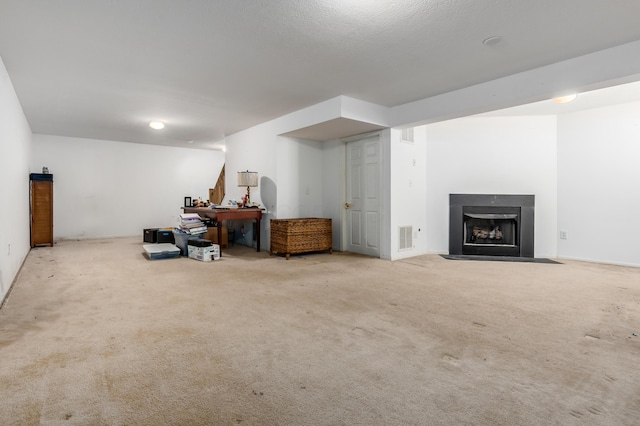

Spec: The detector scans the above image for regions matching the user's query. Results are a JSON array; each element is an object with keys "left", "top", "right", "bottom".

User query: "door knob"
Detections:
[{"left": 345, "top": 202, "right": 351, "bottom": 209}]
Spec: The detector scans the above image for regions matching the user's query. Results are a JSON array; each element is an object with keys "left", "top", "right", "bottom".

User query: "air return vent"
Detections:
[
  {"left": 399, "top": 226, "right": 413, "bottom": 250},
  {"left": 401, "top": 127, "right": 414, "bottom": 143}
]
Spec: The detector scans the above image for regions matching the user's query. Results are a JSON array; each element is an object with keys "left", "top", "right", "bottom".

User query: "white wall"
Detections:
[
  {"left": 557, "top": 101, "right": 640, "bottom": 267},
  {"left": 276, "top": 137, "right": 324, "bottom": 219},
  {"left": 223, "top": 98, "right": 342, "bottom": 249},
  {"left": 0, "top": 57, "right": 32, "bottom": 303},
  {"left": 389, "top": 127, "right": 428, "bottom": 260},
  {"left": 424, "top": 116, "right": 558, "bottom": 258},
  {"left": 224, "top": 122, "right": 278, "bottom": 247},
  {"left": 322, "top": 139, "right": 345, "bottom": 250},
  {"left": 224, "top": 96, "right": 391, "bottom": 252},
  {"left": 31, "top": 134, "right": 224, "bottom": 240}
]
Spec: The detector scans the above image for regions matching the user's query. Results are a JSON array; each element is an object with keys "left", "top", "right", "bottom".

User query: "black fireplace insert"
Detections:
[{"left": 449, "top": 194, "right": 534, "bottom": 257}]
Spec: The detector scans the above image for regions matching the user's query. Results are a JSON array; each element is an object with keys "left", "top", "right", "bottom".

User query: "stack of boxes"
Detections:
[
  {"left": 173, "top": 213, "right": 207, "bottom": 256},
  {"left": 142, "top": 228, "right": 180, "bottom": 260},
  {"left": 143, "top": 214, "right": 219, "bottom": 261}
]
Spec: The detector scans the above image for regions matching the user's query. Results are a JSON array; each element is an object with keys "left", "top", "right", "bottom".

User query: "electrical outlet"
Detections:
[
  {"left": 559, "top": 230, "right": 568, "bottom": 240},
  {"left": 7, "top": 243, "right": 10, "bottom": 256}
]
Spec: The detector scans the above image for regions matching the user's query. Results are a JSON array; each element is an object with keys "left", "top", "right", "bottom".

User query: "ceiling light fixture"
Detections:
[
  {"left": 552, "top": 94, "right": 578, "bottom": 104},
  {"left": 482, "top": 36, "right": 502, "bottom": 46},
  {"left": 149, "top": 121, "right": 165, "bottom": 130}
]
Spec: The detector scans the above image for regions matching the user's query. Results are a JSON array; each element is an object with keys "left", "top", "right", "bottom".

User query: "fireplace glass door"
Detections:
[
  {"left": 460, "top": 206, "right": 521, "bottom": 256},
  {"left": 464, "top": 213, "right": 517, "bottom": 247}
]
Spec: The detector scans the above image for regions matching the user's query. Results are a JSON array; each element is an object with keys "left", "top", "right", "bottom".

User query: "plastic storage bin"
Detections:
[
  {"left": 143, "top": 228, "right": 158, "bottom": 243},
  {"left": 173, "top": 229, "right": 206, "bottom": 256},
  {"left": 157, "top": 229, "right": 175, "bottom": 243},
  {"left": 143, "top": 243, "right": 180, "bottom": 260}
]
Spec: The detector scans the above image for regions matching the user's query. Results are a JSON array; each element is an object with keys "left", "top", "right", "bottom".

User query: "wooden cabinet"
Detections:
[{"left": 30, "top": 173, "right": 53, "bottom": 247}]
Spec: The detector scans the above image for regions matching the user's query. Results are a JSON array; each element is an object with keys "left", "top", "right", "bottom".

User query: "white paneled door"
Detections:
[{"left": 345, "top": 134, "right": 381, "bottom": 257}]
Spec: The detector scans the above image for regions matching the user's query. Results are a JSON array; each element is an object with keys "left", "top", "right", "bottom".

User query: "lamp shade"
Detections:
[{"left": 237, "top": 171, "right": 258, "bottom": 187}]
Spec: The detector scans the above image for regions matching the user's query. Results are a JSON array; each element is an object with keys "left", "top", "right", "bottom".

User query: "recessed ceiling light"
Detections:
[
  {"left": 552, "top": 94, "right": 578, "bottom": 104},
  {"left": 149, "top": 121, "right": 165, "bottom": 130},
  {"left": 482, "top": 36, "right": 502, "bottom": 46},
  {"left": 187, "top": 140, "right": 194, "bottom": 144}
]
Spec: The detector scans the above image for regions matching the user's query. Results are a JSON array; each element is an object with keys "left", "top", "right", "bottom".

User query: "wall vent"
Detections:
[
  {"left": 401, "top": 127, "right": 414, "bottom": 143},
  {"left": 399, "top": 226, "right": 413, "bottom": 250}
]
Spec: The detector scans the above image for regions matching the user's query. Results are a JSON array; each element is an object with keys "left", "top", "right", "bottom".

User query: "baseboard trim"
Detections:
[
  {"left": 0, "top": 251, "right": 29, "bottom": 312},
  {"left": 556, "top": 255, "right": 640, "bottom": 269}
]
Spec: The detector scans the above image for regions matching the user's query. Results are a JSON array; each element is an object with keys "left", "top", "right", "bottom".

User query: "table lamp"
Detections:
[{"left": 237, "top": 171, "right": 258, "bottom": 206}]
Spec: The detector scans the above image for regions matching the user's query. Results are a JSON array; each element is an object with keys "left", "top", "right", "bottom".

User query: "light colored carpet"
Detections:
[{"left": 1, "top": 237, "right": 639, "bottom": 425}]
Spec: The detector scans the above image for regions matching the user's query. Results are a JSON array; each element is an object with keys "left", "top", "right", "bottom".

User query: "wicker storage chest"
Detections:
[{"left": 270, "top": 218, "right": 332, "bottom": 259}]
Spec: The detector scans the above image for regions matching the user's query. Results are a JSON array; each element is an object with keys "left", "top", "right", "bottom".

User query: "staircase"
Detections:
[{"left": 209, "top": 164, "right": 225, "bottom": 204}]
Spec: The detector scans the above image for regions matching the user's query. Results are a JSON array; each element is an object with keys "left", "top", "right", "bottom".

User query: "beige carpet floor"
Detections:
[{"left": 1, "top": 237, "right": 639, "bottom": 425}]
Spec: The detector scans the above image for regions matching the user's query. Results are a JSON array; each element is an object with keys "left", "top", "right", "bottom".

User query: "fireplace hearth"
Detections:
[{"left": 449, "top": 194, "right": 534, "bottom": 257}]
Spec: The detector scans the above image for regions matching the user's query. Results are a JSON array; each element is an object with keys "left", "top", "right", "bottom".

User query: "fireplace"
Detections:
[{"left": 449, "top": 194, "right": 534, "bottom": 257}]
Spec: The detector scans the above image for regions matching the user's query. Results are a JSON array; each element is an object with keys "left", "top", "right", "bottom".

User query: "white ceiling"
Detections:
[{"left": 1, "top": 1, "right": 640, "bottom": 150}]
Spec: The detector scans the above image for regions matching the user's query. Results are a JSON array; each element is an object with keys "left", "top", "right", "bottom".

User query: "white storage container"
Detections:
[{"left": 143, "top": 243, "right": 180, "bottom": 260}]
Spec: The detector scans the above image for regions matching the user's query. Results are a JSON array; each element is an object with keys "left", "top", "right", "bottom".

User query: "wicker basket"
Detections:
[{"left": 270, "top": 218, "right": 332, "bottom": 259}]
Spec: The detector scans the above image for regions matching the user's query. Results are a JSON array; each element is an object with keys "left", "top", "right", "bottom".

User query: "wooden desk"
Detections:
[{"left": 182, "top": 207, "right": 263, "bottom": 254}]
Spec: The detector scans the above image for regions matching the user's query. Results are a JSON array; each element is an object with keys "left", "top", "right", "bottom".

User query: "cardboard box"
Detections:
[
  {"left": 205, "top": 226, "right": 228, "bottom": 248},
  {"left": 188, "top": 244, "right": 220, "bottom": 262}
]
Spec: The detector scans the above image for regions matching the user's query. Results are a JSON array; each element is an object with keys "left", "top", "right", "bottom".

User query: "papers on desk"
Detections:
[{"left": 210, "top": 205, "right": 236, "bottom": 210}]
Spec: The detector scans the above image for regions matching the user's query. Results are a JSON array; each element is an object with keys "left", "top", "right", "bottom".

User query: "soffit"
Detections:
[{"left": 281, "top": 118, "right": 386, "bottom": 142}]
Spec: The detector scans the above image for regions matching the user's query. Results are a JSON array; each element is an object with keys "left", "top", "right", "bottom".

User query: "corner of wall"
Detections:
[{"left": 0, "top": 56, "right": 33, "bottom": 304}]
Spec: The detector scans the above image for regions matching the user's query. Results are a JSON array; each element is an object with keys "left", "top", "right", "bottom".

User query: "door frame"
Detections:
[{"left": 341, "top": 131, "right": 384, "bottom": 257}]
